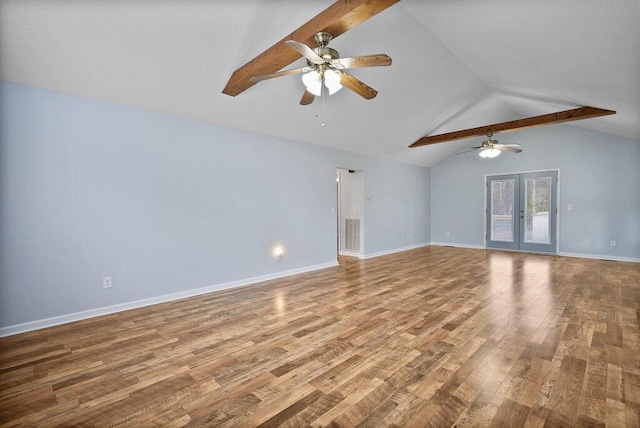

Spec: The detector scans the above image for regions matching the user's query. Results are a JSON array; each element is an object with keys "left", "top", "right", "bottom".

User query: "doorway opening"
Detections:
[
  {"left": 337, "top": 168, "right": 364, "bottom": 260},
  {"left": 486, "top": 170, "right": 559, "bottom": 254}
]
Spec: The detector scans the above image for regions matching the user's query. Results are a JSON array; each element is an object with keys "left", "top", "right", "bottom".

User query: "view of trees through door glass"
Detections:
[
  {"left": 490, "top": 179, "right": 515, "bottom": 242},
  {"left": 524, "top": 177, "right": 551, "bottom": 244}
]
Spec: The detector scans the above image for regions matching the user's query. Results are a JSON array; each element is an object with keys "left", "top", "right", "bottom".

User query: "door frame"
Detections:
[
  {"left": 484, "top": 168, "right": 561, "bottom": 254},
  {"left": 336, "top": 168, "right": 365, "bottom": 260}
]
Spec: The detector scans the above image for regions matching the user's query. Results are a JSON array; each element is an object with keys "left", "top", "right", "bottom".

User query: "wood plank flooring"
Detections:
[{"left": 1, "top": 246, "right": 639, "bottom": 427}]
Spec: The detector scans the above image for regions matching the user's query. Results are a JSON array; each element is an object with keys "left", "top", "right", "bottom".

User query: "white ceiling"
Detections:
[{"left": 1, "top": 0, "right": 638, "bottom": 167}]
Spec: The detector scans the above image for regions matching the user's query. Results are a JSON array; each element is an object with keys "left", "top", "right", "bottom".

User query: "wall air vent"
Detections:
[{"left": 345, "top": 218, "right": 360, "bottom": 251}]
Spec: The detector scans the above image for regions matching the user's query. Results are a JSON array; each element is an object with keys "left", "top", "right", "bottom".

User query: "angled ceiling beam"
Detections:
[
  {"left": 222, "top": 0, "right": 400, "bottom": 97},
  {"left": 410, "top": 106, "right": 616, "bottom": 148}
]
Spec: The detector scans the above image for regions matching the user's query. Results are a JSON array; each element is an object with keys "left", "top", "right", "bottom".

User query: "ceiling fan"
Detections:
[
  {"left": 457, "top": 133, "right": 522, "bottom": 158},
  {"left": 249, "top": 32, "right": 391, "bottom": 105},
  {"left": 222, "top": 0, "right": 400, "bottom": 98}
]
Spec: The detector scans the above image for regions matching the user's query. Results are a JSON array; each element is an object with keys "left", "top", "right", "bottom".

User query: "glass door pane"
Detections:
[
  {"left": 523, "top": 177, "right": 551, "bottom": 244},
  {"left": 519, "top": 171, "right": 557, "bottom": 253},
  {"left": 491, "top": 179, "right": 515, "bottom": 242},
  {"left": 486, "top": 175, "right": 519, "bottom": 250}
]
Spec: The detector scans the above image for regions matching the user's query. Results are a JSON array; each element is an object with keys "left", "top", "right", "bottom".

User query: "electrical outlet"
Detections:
[
  {"left": 103, "top": 277, "right": 113, "bottom": 289},
  {"left": 610, "top": 240, "right": 617, "bottom": 247}
]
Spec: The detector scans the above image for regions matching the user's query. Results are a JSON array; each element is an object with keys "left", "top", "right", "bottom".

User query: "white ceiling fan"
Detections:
[
  {"left": 248, "top": 31, "right": 392, "bottom": 105},
  {"left": 457, "top": 132, "right": 522, "bottom": 158}
]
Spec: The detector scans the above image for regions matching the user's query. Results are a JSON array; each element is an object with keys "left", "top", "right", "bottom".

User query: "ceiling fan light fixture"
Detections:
[
  {"left": 324, "top": 69, "right": 343, "bottom": 95},
  {"left": 302, "top": 71, "right": 322, "bottom": 96},
  {"left": 302, "top": 69, "right": 343, "bottom": 96},
  {"left": 479, "top": 147, "right": 501, "bottom": 158}
]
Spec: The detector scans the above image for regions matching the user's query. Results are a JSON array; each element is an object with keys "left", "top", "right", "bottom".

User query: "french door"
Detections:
[{"left": 486, "top": 171, "right": 558, "bottom": 253}]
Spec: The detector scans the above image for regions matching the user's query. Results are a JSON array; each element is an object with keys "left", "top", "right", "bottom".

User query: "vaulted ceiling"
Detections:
[{"left": 1, "top": 0, "right": 638, "bottom": 167}]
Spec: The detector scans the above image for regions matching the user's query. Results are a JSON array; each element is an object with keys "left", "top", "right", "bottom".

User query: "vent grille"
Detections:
[{"left": 345, "top": 218, "right": 360, "bottom": 251}]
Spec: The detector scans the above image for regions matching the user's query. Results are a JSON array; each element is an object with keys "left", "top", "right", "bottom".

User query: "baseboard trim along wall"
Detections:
[
  {"left": 430, "top": 242, "right": 639, "bottom": 263},
  {"left": 558, "top": 252, "right": 640, "bottom": 263},
  {"left": 429, "top": 242, "right": 485, "bottom": 250},
  {"left": 364, "top": 243, "right": 431, "bottom": 259},
  {"left": 0, "top": 261, "right": 338, "bottom": 338},
  {"left": 3, "top": 245, "right": 637, "bottom": 337}
]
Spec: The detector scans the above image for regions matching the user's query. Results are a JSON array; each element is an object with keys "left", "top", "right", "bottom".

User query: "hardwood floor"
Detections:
[{"left": 1, "top": 246, "right": 639, "bottom": 427}]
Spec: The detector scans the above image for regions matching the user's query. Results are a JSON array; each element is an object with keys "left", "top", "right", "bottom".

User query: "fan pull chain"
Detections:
[
  {"left": 321, "top": 75, "right": 326, "bottom": 127},
  {"left": 313, "top": 73, "right": 327, "bottom": 127}
]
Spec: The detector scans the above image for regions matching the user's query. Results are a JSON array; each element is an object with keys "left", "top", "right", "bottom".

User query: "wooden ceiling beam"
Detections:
[
  {"left": 409, "top": 106, "right": 616, "bottom": 148},
  {"left": 222, "top": 0, "right": 400, "bottom": 97}
]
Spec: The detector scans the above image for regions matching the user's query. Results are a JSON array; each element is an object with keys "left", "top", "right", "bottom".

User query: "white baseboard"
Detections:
[
  {"left": 430, "top": 242, "right": 485, "bottom": 250},
  {"left": 0, "top": 261, "right": 338, "bottom": 338},
  {"left": 364, "top": 242, "right": 431, "bottom": 259},
  {"left": 4, "top": 246, "right": 637, "bottom": 338},
  {"left": 432, "top": 242, "right": 639, "bottom": 262},
  {"left": 558, "top": 252, "right": 640, "bottom": 263}
]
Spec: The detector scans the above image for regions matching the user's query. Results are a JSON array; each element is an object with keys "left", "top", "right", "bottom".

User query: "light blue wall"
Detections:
[
  {"left": 364, "top": 157, "right": 431, "bottom": 254},
  {"left": 0, "top": 81, "right": 431, "bottom": 331},
  {"left": 5, "top": 78, "right": 637, "bottom": 333},
  {"left": 430, "top": 125, "right": 640, "bottom": 260}
]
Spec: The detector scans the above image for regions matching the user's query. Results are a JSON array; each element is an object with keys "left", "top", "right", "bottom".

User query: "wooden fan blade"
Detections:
[
  {"left": 495, "top": 145, "right": 522, "bottom": 153},
  {"left": 332, "top": 54, "right": 392, "bottom": 69},
  {"left": 250, "top": 66, "right": 314, "bottom": 83},
  {"left": 285, "top": 41, "right": 324, "bottom": 65},
  {"left": 338, "top": 71, "right": 377, "bottom": 99},
  {"left": 300, "top": 90, "right": 315, "bottom": 105}
]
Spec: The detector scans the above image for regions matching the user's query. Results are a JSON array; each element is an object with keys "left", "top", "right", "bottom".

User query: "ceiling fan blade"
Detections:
[
  {"left": 495, "top": 145, "right": 523, "bottom": 153},
  {"left": 456, "top": 149, "right": 478, "bottom": 155},
  {"left": 285, "top": 40, "right": 324, "bottom": 65},
  {"left": 331, "top": 54, "right": 392, "bottom": 69},
  {"left": 498, "top": 143, "right": 522, "bottom": 148},
  {"left": 337, "top": 71, "right": 378, "bottom": 100},
  {"left": 300, "top": 90, "right": 315, "bottom": 105},
  {"left": 250, "top": 66, "right": 314, "bottom": 83}
]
